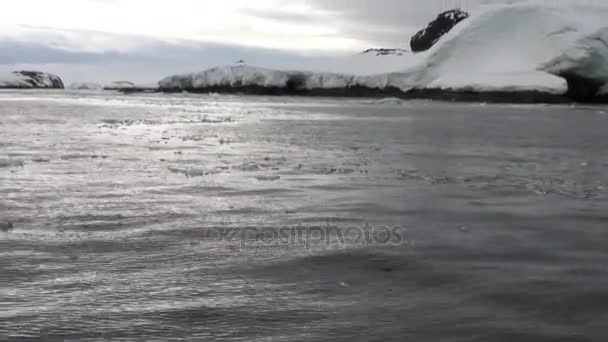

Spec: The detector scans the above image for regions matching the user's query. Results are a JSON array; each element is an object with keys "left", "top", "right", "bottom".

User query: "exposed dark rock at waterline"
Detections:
[
  {"left": 361, "top": 48, "right": 409, "bottom": 56},
  {"left": 106, "top": 81, "right": 158, "bottom": 93},
  {"left": 156, "top": 85, "right": 573, "bottom": 104},
  {"left": 559, "top": 73, "right": 607, "bottom": 102},
  {"left": 401, "top": 88, "right": 571, "bottom": 104},
  {"left": 411, "top": 9, "right": 470, "bottom": 53},
  {"left": 120, "top": 87, "right": 160, "bottom": 94},
  {"left": 1, "top": 220, "right": 14, "bottom": 232}
]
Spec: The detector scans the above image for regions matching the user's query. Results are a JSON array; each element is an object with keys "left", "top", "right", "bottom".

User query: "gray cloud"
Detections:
[
  {"left": 240, "top": 8, "right": 326, "bottom": 25},
  {"left": 0, "top": 29, "right": 350, "bottom": 83},
  {"left": 304, "top": 0, "right": 519, "bottom": 46},
  {"left": 234, "top": 0, "right": 494, "bottom": 48}
]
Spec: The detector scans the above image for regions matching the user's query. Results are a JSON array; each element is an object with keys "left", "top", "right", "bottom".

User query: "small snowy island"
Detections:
[
  {"left": 0, "top": 71, "right": 64, "bottom": 89},
  {"left": 156, "top": 2, "right": 608, "bottom": 103},
  {"left": 103, "top": 81, "right": 158, "bottom": 93},
  {"left": 69, "top": 82, "right": 103, "bottom": 90}
]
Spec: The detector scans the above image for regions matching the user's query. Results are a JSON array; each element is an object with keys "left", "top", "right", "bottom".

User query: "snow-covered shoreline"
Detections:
[{"left": 155, "top": 2, "right": 608, "bottom": 103}]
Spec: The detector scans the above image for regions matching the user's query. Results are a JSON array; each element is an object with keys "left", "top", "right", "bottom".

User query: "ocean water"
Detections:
[{"left": 1, "top": 90, "right": 608, "bottom": 341}]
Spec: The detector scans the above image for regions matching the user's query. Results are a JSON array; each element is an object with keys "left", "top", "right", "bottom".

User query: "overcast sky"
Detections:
[
  {"left": 0, "top": 0, "right": 599, "bottom": 82},
  {"left": 0, "top": 0, "right": 499, "bottom": 51}
]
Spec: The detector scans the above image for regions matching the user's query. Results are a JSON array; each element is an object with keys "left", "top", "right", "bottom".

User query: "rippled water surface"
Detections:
[{"left": 2, "top": 90, "right": 608, "bottom": 341}]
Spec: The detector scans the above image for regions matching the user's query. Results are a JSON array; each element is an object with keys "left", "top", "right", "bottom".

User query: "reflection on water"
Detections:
[{"left": 1, "top": 90, "right": 608, "bottom": 341}]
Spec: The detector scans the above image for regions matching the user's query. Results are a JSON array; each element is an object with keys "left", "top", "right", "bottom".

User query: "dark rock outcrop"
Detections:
[
  {"left": 361, "top": 48, "right": 409, "bottom": 56},
  {"left": 1, "top": 220, "right": 13, "bottom": 232},
  {"left": 156, "top": 84, "right": 573, "bottom": 104},
  {"left": 14, "top": 71, "right": 64, "bottom": 88},
  {"left": 410, "top": 9, "right": 469, "bottom": 53},
  {"left": 559, "top": 73, "right": 607, "bottom": 102}
]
